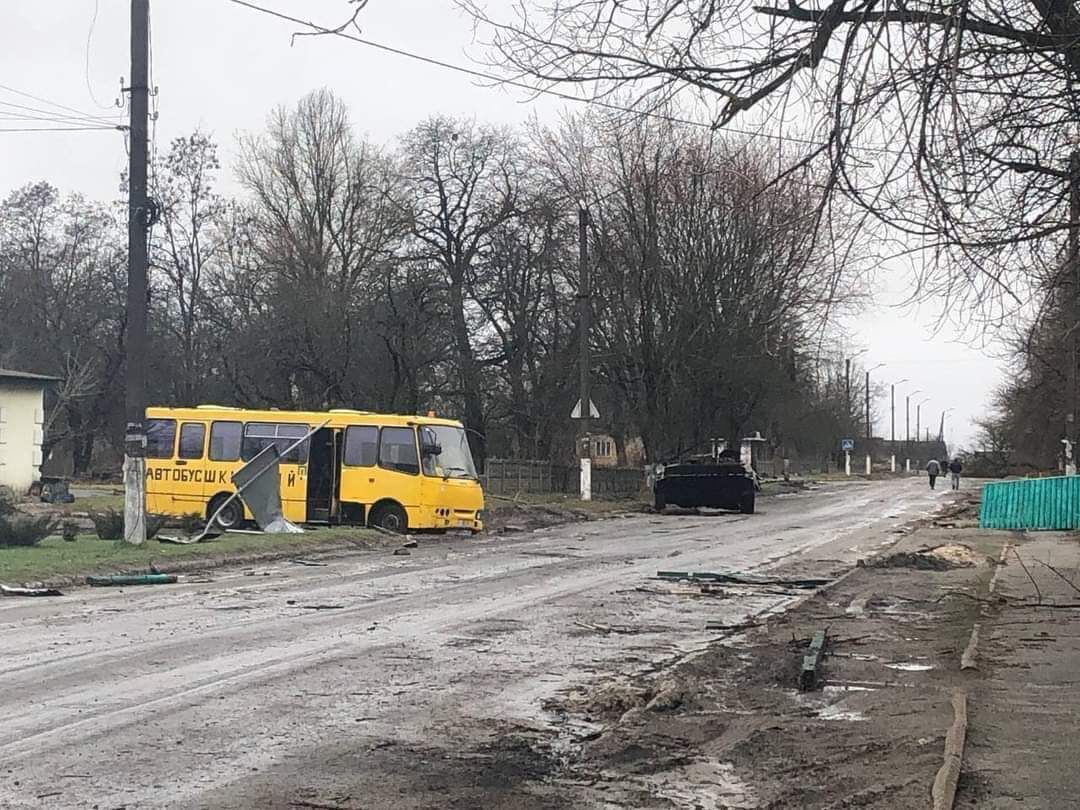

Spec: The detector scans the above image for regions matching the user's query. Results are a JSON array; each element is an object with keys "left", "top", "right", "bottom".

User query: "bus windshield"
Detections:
[{"left": 420, "top": 425, "right": 478, "bottom": 480}]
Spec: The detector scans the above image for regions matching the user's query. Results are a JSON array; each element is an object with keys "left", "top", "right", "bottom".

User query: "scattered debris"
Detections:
[
  {"left": 393, "top": 548, "right": 411, "bottom": 556},
  {"left": 0, "top": 583, "right": 63, "bottom": 597},
  {"left": 402, "top": 538, "right": 419, "bottom": 549},
  {"left": 296, "top": 604, "right": 344, "bottom": 611},
  {"left": 870, "top": 543, "right": 980, "bottom": 571},
  {"left": 799, "top": 629, "right": 828, "bottom": 691},
  {"left": 658, "top": 570, "right": 831, "bottom": 589},
  {"left": 85, "top": 573, "right": 178, "bottom": 587},
  {"left": 290, "top": 558, "right": 328, "bottom": 567}
]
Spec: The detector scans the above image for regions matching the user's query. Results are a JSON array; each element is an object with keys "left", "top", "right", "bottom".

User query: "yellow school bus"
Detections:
[{"left": 143, "top": 406, "right": 484, "bottom": 533}]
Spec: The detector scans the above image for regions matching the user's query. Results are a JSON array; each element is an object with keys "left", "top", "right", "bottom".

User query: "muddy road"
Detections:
[{"left": 0, "top": 479, "right": 946, "bottom": 809}]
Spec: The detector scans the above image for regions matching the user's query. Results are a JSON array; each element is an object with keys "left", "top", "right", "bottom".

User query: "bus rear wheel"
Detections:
[
  {"left": 208, "top": 495, "right": 243, "bottom": 530},
  {"left": 369, "top": 502, "right": 408, "bottom": 534}
]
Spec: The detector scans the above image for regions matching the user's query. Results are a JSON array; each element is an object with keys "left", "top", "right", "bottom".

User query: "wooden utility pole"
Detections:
[
  {"left": 864, "top": 370, "right": 871, "bottom": 442},
  {"left": 845, "top": 358, "right": 851, "bottom": 430},
  {"left": 123, "top": 0, "right": 150, "bottom": 544},
  {"left": 577, "top": 203, "right": 592, "bottom": 499},
  {"left": 1068, "top": 148, "right": 1080, "bottom": 474}
]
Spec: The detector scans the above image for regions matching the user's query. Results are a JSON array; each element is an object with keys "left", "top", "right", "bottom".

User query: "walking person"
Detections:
[
  {"left": 949, "top": 457, "right": 963, "bottom": 490},
  {"left": 926, "top": 458, "right": 941, "bottom": 490}
]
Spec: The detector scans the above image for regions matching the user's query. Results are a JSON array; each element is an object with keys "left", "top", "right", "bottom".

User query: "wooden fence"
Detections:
[{"left": 481, "top": 458, "right": 644, "bottom": 499}]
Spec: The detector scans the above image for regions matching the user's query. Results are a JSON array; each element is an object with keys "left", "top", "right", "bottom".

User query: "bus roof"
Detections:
[{"left": 145, "top": 406, "right": 465, "bottom": 429}]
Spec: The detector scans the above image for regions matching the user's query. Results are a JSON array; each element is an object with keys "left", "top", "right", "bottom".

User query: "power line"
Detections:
[
  {"left": 0, "top": 81, "right": 118, "bottom": 125},
  {"left": 0, "top": 125, "right": 120, "bottom": 133},
  {"left": 225, "top": 0, "right": 896, "bottom": 155},
  {"left": 84, "top": 0, "right": 118, "bottom": 111},
  {"left": 0, "top": 98, "right": 116, "bottom": 127}
]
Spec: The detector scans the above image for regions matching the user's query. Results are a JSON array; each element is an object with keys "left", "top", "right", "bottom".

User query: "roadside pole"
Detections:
[
  {"left": 1067, "top": 148, "right": 1079, "bottom": 474},
  {"left": 845, "top": 452, "right": 851, "bottom": 476},
  {"left": 123, "top": 0, "right": 150, "bottom": 545},
  {"left": 577, "top": 203, "right": 592, "bottom": 501}
]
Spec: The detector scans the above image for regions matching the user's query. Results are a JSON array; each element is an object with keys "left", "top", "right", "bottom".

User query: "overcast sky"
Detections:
[{"left": 0, "top": 0, "right": 1001, "bottom": 451}]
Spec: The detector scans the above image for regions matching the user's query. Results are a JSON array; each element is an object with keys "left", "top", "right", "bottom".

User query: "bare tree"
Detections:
[
  {"left": 237, "top": 88, "right": 406, "bottom": 408},
  {"left": 398, "top": 116, "right": 521, "bottom": 466},
  {"left": 460, "top": 0, "right": 1080, "bottom": 325}
]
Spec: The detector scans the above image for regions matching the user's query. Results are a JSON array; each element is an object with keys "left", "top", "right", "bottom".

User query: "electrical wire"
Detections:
[
  {"left": 225, "top": 0, "right": 888, "bottom": 154},
  {"left": 0, "top": 125, "right": 119, "bottom": 133},
  {"left": 0, "top": 98, "right": 116, "bottom": 127},
  {"left": 0, "top": 82, "right": 118, "bottom": 125},
  {"left": 84, "top": 0, "right": 117, "bottom": 110}
]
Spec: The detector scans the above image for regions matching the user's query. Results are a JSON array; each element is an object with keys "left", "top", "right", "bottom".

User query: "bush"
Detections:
[
  {"left": 90, "top": 509, "right": 172, "bottom": 541},
  {"left": 0, "top": 514, "right": 58, "bottom": 547},
  {"left": 89, "top": 509, "right": 124, "bottom": 540},
  {"left": 0, "top": 487, "right": 16, "bottom": 518}
]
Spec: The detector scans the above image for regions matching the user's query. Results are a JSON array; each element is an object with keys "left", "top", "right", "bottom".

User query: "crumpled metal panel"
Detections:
[
  {"left": 980, "top": 476, "right": 1080, "bottom": 530},
  {"left": 231, "top": 444, "right": 303, "bottom": 534}
]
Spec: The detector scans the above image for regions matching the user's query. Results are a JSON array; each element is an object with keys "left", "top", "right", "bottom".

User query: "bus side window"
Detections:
[
  {"left": 146, "top": 419, "right": 177, "bottom": 459},
  {"left": 379, "top": 427, "right": 419, "bottom": 475},
  {"left": 178, "top": 423, "right": 207, "bottom": 460},
  {"left": 209, "top": 421, "right": 242, "bottom": 461},
  {"left": 343, "top": 426, "right": 378, "bottom": 466}
]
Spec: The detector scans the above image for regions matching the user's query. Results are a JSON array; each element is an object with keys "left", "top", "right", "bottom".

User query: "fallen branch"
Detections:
[
  {"left": 931, "top": 688, "right": 968, "bottom": 810},
  {"left": 1032, "top": 559, "right": 1080, "bottom": 598}
]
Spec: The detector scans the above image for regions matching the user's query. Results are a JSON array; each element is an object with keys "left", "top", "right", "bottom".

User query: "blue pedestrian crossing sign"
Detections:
[{"left": 841, "top": 438, "right": 855, "bottom": 452}]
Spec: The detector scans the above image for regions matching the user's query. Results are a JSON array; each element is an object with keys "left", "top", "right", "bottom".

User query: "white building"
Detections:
[{"left": 0, "top": 369, "right": 56, "bottom": 493}]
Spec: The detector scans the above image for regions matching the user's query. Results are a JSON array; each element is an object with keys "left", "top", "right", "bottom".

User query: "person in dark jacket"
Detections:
[
  {"left": 926, "top": 458, "right": 941, "bottom": 490},
  {"left": 949, "top": 458, "right": 963, "bottom": 490}
]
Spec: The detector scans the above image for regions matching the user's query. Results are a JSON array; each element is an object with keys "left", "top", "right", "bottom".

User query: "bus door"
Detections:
[
  {"left": 173, "top": 421, "right": 209, "bottom": 513},
  {"left": 145, "top": 418, "right": 178, "bottom": 514},
  {"left": 339, "top": 425, "right": 379, "bottom": 522},
  {"left": 305, "top": 427, "right": 340, "bottom": 523}
]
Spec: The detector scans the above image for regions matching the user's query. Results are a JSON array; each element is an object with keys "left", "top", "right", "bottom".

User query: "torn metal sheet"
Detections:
[{"left": 231, "top": 443, "right": 302, "bottom": 534}]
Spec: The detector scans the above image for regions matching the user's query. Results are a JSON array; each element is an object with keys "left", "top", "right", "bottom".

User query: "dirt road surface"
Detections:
[{"left": 0, "top": 479, "right": 946, "bottom": 809}]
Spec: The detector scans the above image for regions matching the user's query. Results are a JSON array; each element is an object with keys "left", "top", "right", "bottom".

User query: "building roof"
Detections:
[{"left": 0, "top": 368, "right": 60, "bottom": 382}]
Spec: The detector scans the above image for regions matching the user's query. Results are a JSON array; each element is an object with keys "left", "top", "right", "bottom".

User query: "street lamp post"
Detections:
[
  {"left": 866, "top": 363, "right": 885, "bottom": 475},
  {"left": 890, "top": 378, "right": 909, "bottom": 443},
  {"left": 906, "top": 389, "right": 923, "bottom": 444},
  {"left": 917, "top": 397, "right": 930, "bottom": 443}
]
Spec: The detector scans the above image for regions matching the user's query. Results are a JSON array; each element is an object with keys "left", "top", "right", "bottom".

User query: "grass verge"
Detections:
[{"left": 0, "top": 526, "right": 383, "bottom": 587}]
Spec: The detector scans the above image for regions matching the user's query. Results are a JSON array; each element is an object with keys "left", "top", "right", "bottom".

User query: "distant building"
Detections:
[
  {"left": 589, "top": 434, "right": 645, "bottom": 468},
  {"left": 0, "top": 368, "right": 57, "bottom": 493}
]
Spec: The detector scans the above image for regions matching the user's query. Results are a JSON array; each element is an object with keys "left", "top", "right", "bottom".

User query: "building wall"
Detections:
[{"left": 0, "top": 384, "right": 45, "bottom": 492}]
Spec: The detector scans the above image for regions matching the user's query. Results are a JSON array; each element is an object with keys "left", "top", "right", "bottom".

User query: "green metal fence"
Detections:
[{"left": 980, "top": 476, "right": 1080, "bottom": 530}]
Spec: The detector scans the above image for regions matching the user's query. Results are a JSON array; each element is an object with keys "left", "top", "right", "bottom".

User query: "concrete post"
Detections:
[
  {"left": 890, "top": 455, "right": 896, "bottom": 473},
  {"left": 845, "top": 452, "right": 851, "bottom": 476},
  {"left": 580, "top": 457, "right": 592, "bottom": 501},
  {"left": 865, "top": 454, "right": 872, "bottom": 475},
  {"left": 906, "top": 458, "right": 911, "bottom": 473}
]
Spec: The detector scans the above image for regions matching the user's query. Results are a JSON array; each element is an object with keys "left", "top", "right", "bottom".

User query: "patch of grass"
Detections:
[
  {"left": 60, "top": 494, "right": 125, "bottom": 514},
  {"left": 0, "top": 526, "right": 381, "bottom": 585}
]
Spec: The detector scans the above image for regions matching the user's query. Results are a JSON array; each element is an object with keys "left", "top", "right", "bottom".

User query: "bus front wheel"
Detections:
[
  {"left": 369, "top": 502, "right": 408, "bottom": 534},
  {"left": 208, "top": 495, "right": 243, "bottom": 530}
]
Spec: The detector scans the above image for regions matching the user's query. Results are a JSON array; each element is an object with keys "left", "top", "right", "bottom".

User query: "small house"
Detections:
[{"left": 0, "top": 368, "right": 57, "bottom": 493}]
